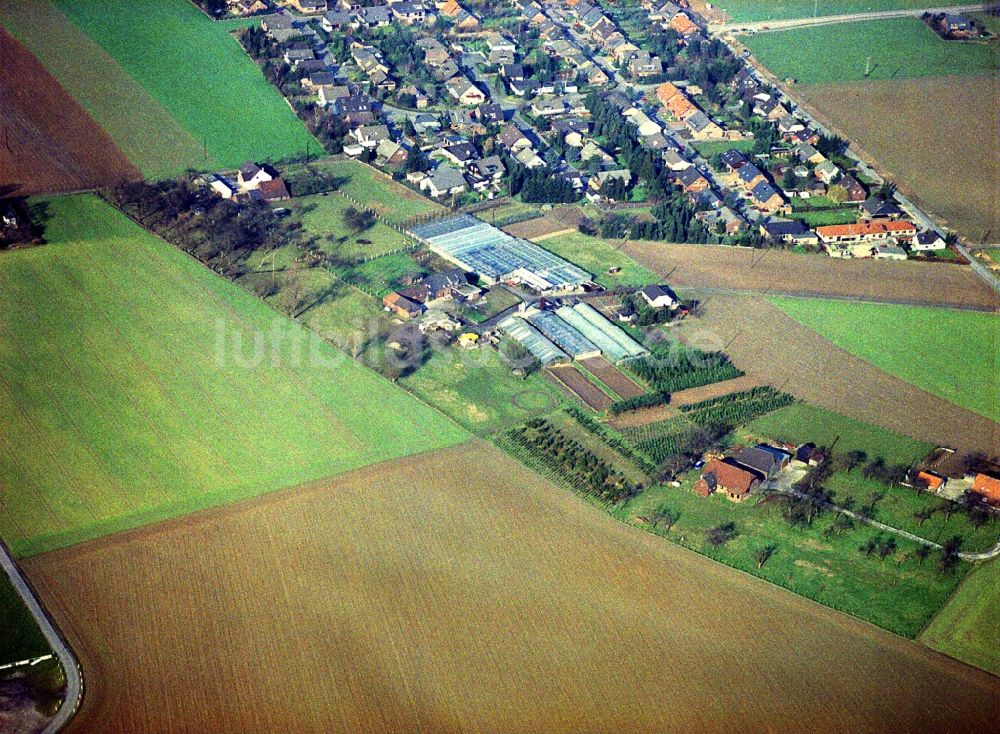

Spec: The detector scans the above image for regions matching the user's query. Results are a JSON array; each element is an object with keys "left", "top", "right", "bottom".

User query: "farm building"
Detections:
[
  {"left": 409, "top": 215, "right": 592, "bottom": 292},
  {"left": 527, "top": 309, "right": 601, "bottom": 359},
  {"left": 695, "top": 458, "right": 763, "bottom": 501},
  {"left": 971, "top": 472, "right": 1000, "bottom": 507}
]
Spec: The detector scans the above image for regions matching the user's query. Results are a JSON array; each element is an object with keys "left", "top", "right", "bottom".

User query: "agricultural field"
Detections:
[
  {"left": 0, "top": 194, "right": 466, "bottom": 557},
  {"left": 921, "top": 558, "right": 1000, "bottom": 676},
  {"left": 615, "top": 470, "right": 967, "bottom": 637},
  {"left": 670, "top": 294, "right": 997, "bottom": 456},
  {"left": 622, "top": 239, "right": 999, "bottom": 309},
  {"left": 288, "top": 193, "right": 415, "bottom": 262},
  {"left": 745, "top": 402, "right": 934, "bottom": 466},
  {"left": 713, "top": 0, "right": 971, "bottom": 22},
  {"left": 22, "top": 441, "right": 1000, "bottom": 733},
  {"left": 771, "top": 298, "right": 1000, "bottom": 422},
  {"left": 0, "top": 575, "right": 49, "bottom": 664},
  {"left": 1, "top": 0, "right": 315, "bottom": 177},
  {"left": 535, "top": 232, "right": 660, "bottom": 288},
  {"left": 547, "top": 364, "right": 615, "bottom": 411},
  {"left": 285, "top": 158, "right": 442, "bottom": 225},
  {"left": 744, "top": 18, "right": 997, "bottom": 83},
  {"left": 0, "top": 28, "right": 140, "bottom": 196},
  {"left": 798, "top": 75, "right": 999, "bottom": 239}
]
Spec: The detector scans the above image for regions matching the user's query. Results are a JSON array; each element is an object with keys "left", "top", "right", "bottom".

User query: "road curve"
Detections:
[
  {"left": 0, "top": 539, "right": 82, "bottom": 733},
  {"left": 717, "top": 3, "right": 989, "bottom": 33}
]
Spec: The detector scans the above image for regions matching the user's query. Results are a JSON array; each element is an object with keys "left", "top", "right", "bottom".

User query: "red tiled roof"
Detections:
[{"left": 816, "top": 220, "right": 915, "bottom": 238}]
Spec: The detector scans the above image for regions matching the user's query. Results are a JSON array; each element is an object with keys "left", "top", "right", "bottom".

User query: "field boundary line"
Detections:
[{"left": 0, "top": 538, "right": 82, "bottom": 733}]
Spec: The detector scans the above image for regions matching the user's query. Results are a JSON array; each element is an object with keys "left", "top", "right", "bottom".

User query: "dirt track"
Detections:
[
  {"left": 22, "top": 442, "right": 1000, "bottom": 733},
  {"left": 0, "top": 29, "right": 139, "bottom": 196},
  {"left": 623, "top": 240, "right": 1000, "bottom": 311},
  {"left": 674, "top": 294, "right": 999, "bottom": 457}
]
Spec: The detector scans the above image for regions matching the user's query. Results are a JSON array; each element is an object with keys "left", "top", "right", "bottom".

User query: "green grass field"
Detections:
[
  {"left": 719, "top": 0, "right": 972, "bottom": 23},
  {"left": 920, "top": 558, "right": 1000, "bottom": 675},
  {"left": 744, "top": 18, "right": 998, "bottom": 84},
  {"left": 693, "top": 139, "right": 756, "bottom": 159},
  {"left": 286, "top": 158, "right": 442, "bottom": 225},
  {"left": 290, "top": 193, "right": 415, "bottom": 262},
  {"left": 0, "top": 195, "right": 466, "bottom": 557},
  {"left": 984, "top": 248, "right": 1000, "bottom": 265},
  {"left": 536, "top": 232, "right": 659, "bottom": 288},
  {"left": 771, "top": 298, "right": 999, "bottom": 421},
  {"left": 787, "top": 207, "right": 859, "bottom": 227},
  {"left": 3, "top": 0, "right": 316, "bottom": 176},
  {"left": 0, "top": 575, "right": 50, "bottom": 664},
  {"left": 615, "top": 471, "right": 966, "bottom": 637},
  {"left": 744, "top": 402, "right": 934, "bottom": 466}
]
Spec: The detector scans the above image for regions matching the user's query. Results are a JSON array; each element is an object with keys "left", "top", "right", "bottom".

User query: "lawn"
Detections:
[
  {"left": 536, "top": 232, "right": 660, "bottom": 288},
  {"left": 401, "top": 347, "right": 567, "bottom": 434},
  {"left": 0, "top": 574, "right": 50, "bottom": 664},
  {"left": 744, "top": 18, "right": 998, "bottom": 84},
  {"left": 22, "top": 0, "right": 316, "bottom": 174},
  {"left": 340, "top": 252, "right": 428, "bottom": 297},
  {"left": 0, "top": 0, "right": 203, "bottom": 178},
  {"left": 0, "top": 194, "right": 466, "bottom": 557},
  {"left": 771, "top": 298, "right": 1000, "bottom": 421},
  {"left": 285, "top": 158, "right": 442, "bottom": 225},
  {"left": 744, "top": 402, "right": 934, "bottom": 466},
  {"left": 718, "top": 0, "right": 973, "bottom": 23},
  {"left": 787, "top": 207, "right": 859, "bottom": 227},
  {"left": 289, "top": 193, "right": 414, "bottom": 262},
  {"left": 615, "top": 471, "right": 967, "bottom": 637},
  {"left": 692, "top": 139, "right": 756, "bottom": 159},
  {"left": 985, "top": 248, "right": 1000, "bottom": 265},
  {"left": 920, "top": 558, "right": 1000, "bottom": 676},
  {"left": 825, "top": 471, "right": 1000, "bottom": 553}
]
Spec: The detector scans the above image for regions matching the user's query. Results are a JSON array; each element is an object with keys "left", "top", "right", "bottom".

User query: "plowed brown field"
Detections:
[
  {"left": 623, "top": 240, "right": 1000, "bottom": 310},
  {"left": 674, "top": 294, "right": 1000, "bottom": 456},
  {"left": 0, "top": 29, "right": 139, "bottom": 196},
  {"left": 546, "top": 364, "right": 613, "bottom": 410},
  {"left": 579, "top": 356, "right": 646, "bottom": 399},
  {"left": 23, "top": 442, "right": 1000, "bottom": 733}
]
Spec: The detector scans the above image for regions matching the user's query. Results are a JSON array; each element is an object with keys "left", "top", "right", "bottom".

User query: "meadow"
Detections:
[
  {"left": 536, "top": 232, "right": 660, "bottom": 288},
  {"left": 744, "top": 402, "right": 934, "bottom": 466},
  {"left": 771, "top": 298, "right": 999, "bottom": 422},
  {"left": 289, "top": 193, "right": 415, "bottom": 262},
  {"left": 2, "top": 0, "right": 316, "bottom": 176},
  {"left": 0, "top": 195, "right": 466, "bottom": 556},
  {"left": 23, "top": 442, "right": 1000, "bottom": 733},
  {"left": 743, "top": 18, "right": 998, "bottom": 84},
  {"left": 921, "top": 558, "right": 1000, "bottom": 676},
  {"left": 286, "top": 158, "right": 443, "bottom": 225},
  {"left": 716, "top": 0, "right": 972, "bottom": 23}
]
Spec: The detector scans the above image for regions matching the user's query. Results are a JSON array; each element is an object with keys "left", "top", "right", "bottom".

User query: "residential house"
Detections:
[
  {"left": 350, "top": 124, "right": 391, "bottom": 148},
  {"left": 498, "top": 124, "right": 533, "bottom": 154},
  {"left": 320, "top": 9, "right": 353, "bottom": 30},
  {"left": 237, "top": 161, "right": 274, "bottom": 191},
  {"left": 392, "top": 2, "right": 427, "bottom": 24},
  {"left": 668, "top": 12, "right": 698, "bottom": 36},
  {"left": 228, "top": 0, "right": 268, "bottom": 16},
  {"left": 665, "top": 93, "right": 698, "bottom": 121},
  {"left": 531, "top": 98, "right": 567, "bottom": 117},
  {"left": 655, "top": 81, "right": 683, "bottom": 106},
  {"left": 446, "top": 76, "right": 487, "bottom": 106},
  {"left": 209, "top": 175, "right": 237, "bottom": 199},
  {"left": 627, "top": 51, "right": 663, "bottom": 79},
  {"left": 675, "top": 166, "right": 709, "bottom": 194},
  {"left": 685, "top": 111, "right": 724, "bottom": 140},
  {"left": 639, "top": 284, "right": 679, "bottom": 308},
  {"left": 860, "top": 196, "right": 904, "bottom": 220},
  {"left": 467, "top": 156, "right": 506, "bottom": 189},
  {"left": 695, "top": 458, "right": 762, "bottom": 501},
  {"left": 971, "top": 472, "right": 1000, "bottom": 507},
  {"left": 873, "top": 244, "right": 908, "bottom": 260},
  {"left": 737, "top": 163, "right": 767, "bottom": 190},
  {"left": 760, "top": 219, "right": 818, "bottom": 246},
  {"left": 318, "top": 84, "right": 351, "bottom": 107},
  {"left": 662, "top": 149, "right": 692, "bottom": 171},
  {"left": 839, "top": 174, "right": 867, "bottom": 203},
  {"left": 501, "top": 63, "right": 525, "bottom": 81},
  {"left": 514, "top": 147, "right": 547, "bottom": 169},
  {"left": 376, "top": 139, "right": 408, "bottom": 167},
  {"left": 623, "top": 107, "right": 662, "bottom": 137},
  {"left": 720, "top": 149, "right": 749, "bottom": 172},
  {"left": 816, "top": 220, "right": 918, "bottom": 257},
  {"left": 257, "top": 178, "right": 290, "bottom": 202},
  {"left": 290, "top": 0, "right": 327, "bottom": 13},
  {"left": 589, "top": 168, "right": 631, "bottom": 191},
  {"left": 913, "top": 470, "right": 947, "bottom": 492},
  {"left": 814, "top": 160, "right": 841, "bottom": 185},
  {"left": 420, "top": 166, "right": 468, "bottom": 198},
  {"left": 417, "top": 38, "right": 450, "bottom": 66},
  {"left": 284, "top": 46, "right": 315, "bottom": 67},
  {"left": 356, "top": 4, "right": 392, "bottom": 26},
  {"left": 795, "top": 142, "right": 825, "bottom": 165},
  {"left": 439, "top": 141, "right": 480, "bottom": 166},
  {"left": 749, "top": 181, "right": 785, "bottom": 212},
  {"left": 913, "top": 230, "right": 946, "bottom": 251},
  {"left": 552, "top": 118, "right": 589, "bottom": 147}
]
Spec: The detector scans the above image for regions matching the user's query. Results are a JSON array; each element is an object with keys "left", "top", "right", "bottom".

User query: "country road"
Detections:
[
  {"left": 0, "top": 540, "right": 81, "bottom": 733},
  {"left": 717, "top": 3, "right": 990, "bottom": 33}
]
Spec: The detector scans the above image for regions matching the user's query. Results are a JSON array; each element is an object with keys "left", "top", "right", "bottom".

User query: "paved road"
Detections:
[
  {"left": 0, "top": 540, "right": 82, "bottom": 733},
  {"left": 717, "top": 3, "right": 989, "bottom": 33}
]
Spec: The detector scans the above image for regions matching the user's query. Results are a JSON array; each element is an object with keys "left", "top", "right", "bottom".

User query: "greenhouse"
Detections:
[{"left": 498, "top": 316, "right": 568, "bottom": 365}]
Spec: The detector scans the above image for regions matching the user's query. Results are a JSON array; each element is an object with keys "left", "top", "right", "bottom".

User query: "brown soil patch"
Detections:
[
  {"left": 668, "top": 374, "right": 767, "bottom": 407},
  {"left": 579, "top": 356, "right": 646, "bottom": 399},
  {"left": 673, "top": 293, "right": 1000, "bottom": 456},
  {"left": 546, "top": 364, "right": 614, "bottom": 410},
  {"left": 503, "top": 206, "right": 586, "bottom": 241},
  {"left": 607, "top": 403, "right": 677, "bottom": 429},
  {"left": 23, "top": 441, "right": 1000, "bottom": 733},
  {"left": 798, "top": 75, "right": 999, "bottom": 243},
  {"left": 0, "top": 29, "right": 140, "bottom": 196},
  {"left": 622, "top": 240, "right": 1000, "bottom": 310}
]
